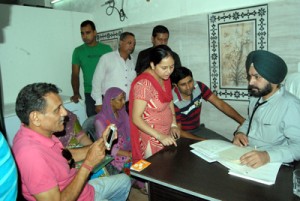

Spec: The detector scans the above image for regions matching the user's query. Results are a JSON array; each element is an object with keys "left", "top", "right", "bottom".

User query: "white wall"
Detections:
[
  {"left": 122, "top": 0, "right": 300, "bottom": 139},
  {"left": 0, "top": 4, "right": 92, "bottom": 104},
  {"left": 53, "top": 0, "right": 277, "bottom": 31},
  {"left": 2, "top": 0, "right": 299, "bottom": 140}
]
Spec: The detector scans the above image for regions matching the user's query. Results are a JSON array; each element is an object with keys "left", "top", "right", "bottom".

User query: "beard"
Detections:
[{"left": 248, "top": 82, "right": 272, "bottom": 97}]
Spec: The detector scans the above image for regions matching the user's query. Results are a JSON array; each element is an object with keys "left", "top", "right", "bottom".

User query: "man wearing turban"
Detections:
[{"left": 233, "top": 50, "right": 300, "bottom": 168}]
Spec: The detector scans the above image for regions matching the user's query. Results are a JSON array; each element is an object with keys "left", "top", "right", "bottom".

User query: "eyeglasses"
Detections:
[{"left": 61, "top": 148, "right": 75, "bottom": 169}]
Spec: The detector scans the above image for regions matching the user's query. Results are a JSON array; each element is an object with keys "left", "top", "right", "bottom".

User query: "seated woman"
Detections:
[
  {"left": 55, "top": 110, "right": 112, "bottom": 178},
  {"left": 54, "top": 110, "right": 93, "bottom": 148},
  {"left": 94, "top": 87, "right": 132, "bottom": 174}
]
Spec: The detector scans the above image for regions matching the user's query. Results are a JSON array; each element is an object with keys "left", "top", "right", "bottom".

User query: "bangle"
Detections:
[
  {"left": 171, "top": 123, "right": 178, "bottom": 128},
  {"left": 81, "top": 163, "right": 93, "bottom": 172}
]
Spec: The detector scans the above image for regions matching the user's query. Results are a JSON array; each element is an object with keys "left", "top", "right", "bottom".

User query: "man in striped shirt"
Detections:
[{"left": 171, "top": 67, "right": 245, "bottom": 141}]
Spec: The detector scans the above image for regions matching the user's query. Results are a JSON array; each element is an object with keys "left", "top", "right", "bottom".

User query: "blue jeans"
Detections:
[
  {"left": 88, "top": 173, "right": 131, "bottom": 201},
  {"left": 84, "top": 93, "right": 96, "bottom": 117}
]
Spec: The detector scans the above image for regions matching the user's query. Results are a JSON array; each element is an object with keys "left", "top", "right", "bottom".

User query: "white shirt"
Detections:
[{"left": 91, "top": 50, "right": 136, "bottom": 105}]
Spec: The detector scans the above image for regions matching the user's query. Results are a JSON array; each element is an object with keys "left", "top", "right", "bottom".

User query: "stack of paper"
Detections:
[{"left": 190, "top": 140, "right": 281, "bottom": 185}]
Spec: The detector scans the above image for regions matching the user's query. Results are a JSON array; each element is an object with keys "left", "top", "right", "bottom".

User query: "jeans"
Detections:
[
  {"left": 88, "top": 173, "right": 131, "bottom": 201},
  {"left": 84, "top": 93, "right": 96, "bottom": 117}
]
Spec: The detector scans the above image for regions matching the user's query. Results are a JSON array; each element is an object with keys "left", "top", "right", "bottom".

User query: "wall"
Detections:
[
  {"left": 0, "top": 4, "right": 92, "bottom": 104},
  {"left": 53, "top": 0, "right": 277, "bottom": 31},
  {"left": 1, "top": 0, "right": 299, "bottom": 140},
  {"left": 123, "top": 0, "right": 300, "bottom": 139}
]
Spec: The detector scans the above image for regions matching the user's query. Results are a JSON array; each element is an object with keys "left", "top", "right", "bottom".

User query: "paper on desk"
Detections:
[
  {"left": 226, "top": 161, "right": 282, "bottom": 185},
  {"left": 217, "top": 146, "right": 254, "bottom": 162},
  {"left": 191, "top": 149, "right": 216, "bottom": 163},
  {"left": 190, "top": 140, "right": 234, "bottom": 155},
  {"left": 190, "top": 140, "right": 282, "bottom": 185}
]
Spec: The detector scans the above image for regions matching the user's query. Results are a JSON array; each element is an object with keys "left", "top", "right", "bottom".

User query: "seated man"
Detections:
[
  {"left": 12, "top": 83, "right": 131, "bottom": 201},
  {"left": 233, "top": 50, "right": 300, "bottom": 168},
  {"left": 171, "top": 67, "right": 245, "bottom": 141}
]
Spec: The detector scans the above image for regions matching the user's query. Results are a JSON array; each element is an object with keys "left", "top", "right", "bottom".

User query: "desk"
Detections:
[{"left": 131, "top": 138, "right": 298, "bottom": 201}]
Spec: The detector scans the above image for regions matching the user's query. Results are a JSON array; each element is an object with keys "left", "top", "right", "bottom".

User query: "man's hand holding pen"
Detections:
[
  {"left": 233, "top": 132, "right": 270, "bottom": 168},
  {"left": 240, "top": 150, "right": 270, "bottom": 168}
]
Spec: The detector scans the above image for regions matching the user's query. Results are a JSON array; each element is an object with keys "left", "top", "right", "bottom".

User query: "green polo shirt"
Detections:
[{"left": 72, "top": 42, "right": 112, "bottom": 93}]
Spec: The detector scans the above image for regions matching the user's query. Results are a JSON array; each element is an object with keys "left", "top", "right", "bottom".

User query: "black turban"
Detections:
[{"left": 245, "top": 50, "right": 287, "bottom": 84}]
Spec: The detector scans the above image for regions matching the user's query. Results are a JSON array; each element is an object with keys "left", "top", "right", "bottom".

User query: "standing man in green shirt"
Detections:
[{"left": 71, "top": 20, "right": 112, "bottom": 117}]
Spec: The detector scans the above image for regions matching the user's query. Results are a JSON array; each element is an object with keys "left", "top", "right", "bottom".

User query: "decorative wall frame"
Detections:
[
  {"left": 97, "top": 28, "right": 123, "bottom": 51},
  {"left": 208, "top": 5, "right": 268, "bottom": 101}
]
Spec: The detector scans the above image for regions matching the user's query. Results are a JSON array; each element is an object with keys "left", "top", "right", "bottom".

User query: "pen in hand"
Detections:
[{"left": 239, "top": 140, "right": 247, "bottom": 147}]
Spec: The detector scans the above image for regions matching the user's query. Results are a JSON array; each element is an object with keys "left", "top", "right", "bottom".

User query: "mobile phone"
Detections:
[{"left": 105, "top": 125, "right": 116, "bottom": 149}]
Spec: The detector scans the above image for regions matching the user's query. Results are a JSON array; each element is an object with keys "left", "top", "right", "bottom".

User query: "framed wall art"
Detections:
[
  {"left": 97, "top": 28, "right": 123, "bottom": 51},
  {"left": 208, "top": 5, "right": 268, "bottom": 101}
]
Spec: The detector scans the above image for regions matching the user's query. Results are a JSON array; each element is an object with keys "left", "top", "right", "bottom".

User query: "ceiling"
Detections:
[{"left": 0, "top": 0, "right": 53, "bottom": 8}]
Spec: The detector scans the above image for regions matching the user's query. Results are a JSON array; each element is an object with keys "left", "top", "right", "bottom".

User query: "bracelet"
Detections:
[
  {"left": 171, "top": 123, "right": 178, "bottom": 128},
  {"left": 81, "top": 163, "right": 93, "bottom": 172},
  {"left": 233, "top": 130, "right": 240, "bottom": 136}
]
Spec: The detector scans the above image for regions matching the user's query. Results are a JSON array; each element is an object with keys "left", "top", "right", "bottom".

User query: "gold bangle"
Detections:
[{"left": 171, "top": 123, "right": 178, "bottom": 128}]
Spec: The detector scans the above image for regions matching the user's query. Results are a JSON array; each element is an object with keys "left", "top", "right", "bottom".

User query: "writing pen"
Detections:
[{"left": 239, "top": 140, "right": 247, "bottom": 147}]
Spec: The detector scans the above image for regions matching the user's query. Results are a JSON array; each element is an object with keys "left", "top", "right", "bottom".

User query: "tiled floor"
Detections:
[{"left": 128, "top": 187, "right": 149, "bottom": 201}]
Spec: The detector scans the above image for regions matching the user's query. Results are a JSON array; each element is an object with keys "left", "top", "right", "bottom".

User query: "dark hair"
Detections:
[
  {"left": 15, "top": 83, "right": 60, "bottom": 126},
  {"left": 152, "top": 25, "right": 169, "bottom": 37},
  {"left": 149, "top": 45, "right": 174, "bottom": 66},
  {"left": 171, "top": 66, "right": 193, "bottom": 84},
  {"left": 120, "top": 32, "right": 135, "bottom": 41},
  {"left": 81, "top": 20, "right": 96, "bottom": 30}
]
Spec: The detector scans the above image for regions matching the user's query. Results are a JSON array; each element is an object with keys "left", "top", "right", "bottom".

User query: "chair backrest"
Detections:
[
  {"left": 82, "top": 115, "right": 96, "bottom": 141},
  {"left": 284, "top": 65, "right": 300, "bottom": 99}
]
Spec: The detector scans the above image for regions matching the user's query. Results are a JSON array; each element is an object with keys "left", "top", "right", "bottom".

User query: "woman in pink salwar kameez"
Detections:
[{"left": 129, "top": 45, "right": 180, "bottom": 163}]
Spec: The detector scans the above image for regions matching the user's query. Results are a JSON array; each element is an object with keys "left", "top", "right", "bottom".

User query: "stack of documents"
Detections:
[{"left": 190, "top": 140, "right": 281, "bottom": 185}]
